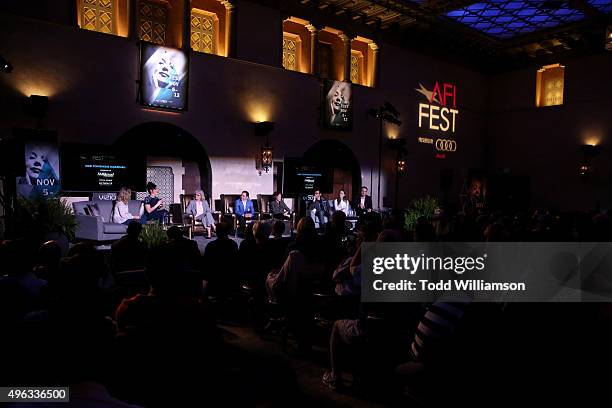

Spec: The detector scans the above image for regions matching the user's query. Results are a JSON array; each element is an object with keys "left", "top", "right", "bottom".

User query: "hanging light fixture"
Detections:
[
  {"left": 397, "top": 159, "right": 406, "bottom": 174},
  {"left": 254, "top": 121, "right": 275, "bottom": 175},
  {"left": 261, "top": 136, "right": 274, "bottom": 173}
]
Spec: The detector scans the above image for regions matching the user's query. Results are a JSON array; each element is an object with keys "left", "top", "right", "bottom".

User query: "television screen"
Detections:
[
  {"left": 60, "top": 144, "right": 146, "bottom": 192},
  {"left": 283, "top": 158, "right": 332, "bottom": 198},
  {"left": 322, "top": 79, "right": 352, "bottom": 130},
  {"left": 140, "top": 43, "right": 188, "bottom": 111}
]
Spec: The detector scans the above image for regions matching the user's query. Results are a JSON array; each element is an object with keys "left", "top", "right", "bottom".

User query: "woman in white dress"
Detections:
[{"left": 185, "top": 189, "right": 216, "bottom": 238}]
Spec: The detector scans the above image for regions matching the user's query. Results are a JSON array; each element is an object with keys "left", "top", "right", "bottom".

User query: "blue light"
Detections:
[
  {"left": 446, "top": 1, "right": 587, "bottom": 39},
  {"left": 586, "top": 0, "right": 612, "bottom": 13}
]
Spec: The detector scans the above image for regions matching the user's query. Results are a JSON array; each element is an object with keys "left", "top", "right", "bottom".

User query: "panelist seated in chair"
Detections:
[
  {"left": 333, "top": 189, "right": 350, "bottom": 216},
  {"left": 270, "top": 191, "right": 291, "bottom": 220},
  {"left": 141, "top": 182, "right": 169, "bottom": 224},
  {"left": 352, "top": 186, "right": 373, "bottom": 217},
  {"left": 113, "top": 187, "right": 141, "bottom": 225},
  {"left": 308, "top": 190, "right": 330, "bottom": 229},
  {"left": 234, "top": 190, "right": 255, "bottom": 231},
  {"left": 185, "top": 189, "right": 216, "bottom": 238}
]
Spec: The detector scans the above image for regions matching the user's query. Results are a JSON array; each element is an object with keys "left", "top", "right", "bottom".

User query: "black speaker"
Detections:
[{"left": 440, "top": 169, "right": 453, "bottom": 191}]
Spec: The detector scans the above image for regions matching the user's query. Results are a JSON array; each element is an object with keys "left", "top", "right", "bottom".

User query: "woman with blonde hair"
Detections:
[
  {"left": 185, "top": 189, "right": 216, "bottom": 238},
  {"left": 113, "top": 187, "right": 140, "bottom": 224}
]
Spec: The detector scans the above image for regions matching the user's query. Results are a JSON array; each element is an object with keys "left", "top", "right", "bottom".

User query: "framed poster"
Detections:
[
  {"left": 140, "top": 42, "right": 189, "bottom": 111},
  {"left": 322, "top": 79, "right": 352, "bottom": 130}
]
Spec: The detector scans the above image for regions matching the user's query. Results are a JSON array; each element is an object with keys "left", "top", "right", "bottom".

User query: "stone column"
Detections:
[
  {"left": 340, "top": 33, "right": 353, "bottom": 82},
  {"left": 306, "top": 24, "right": 320, "bottom": 76},
  {"left": 369, "top": 42, "right": 379, "bottom": 87},
  {"left": 222, "top": 1, "right": 236, "bottom": 57}
]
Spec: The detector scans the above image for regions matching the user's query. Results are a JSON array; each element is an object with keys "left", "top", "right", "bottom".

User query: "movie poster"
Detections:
[
  {"left": 322, "top": 80, "right": 352, "bottom": 130},
  {"left": 140, "top": 43, "right": 188, "bottom": 110},
  {"left": 16, "top": 136, "right": 61, "bottom": 199}
]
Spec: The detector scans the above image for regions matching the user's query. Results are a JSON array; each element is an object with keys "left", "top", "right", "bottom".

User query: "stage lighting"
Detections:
[{"left": 0, "top": 55, "right": 12, "bottom": 73}]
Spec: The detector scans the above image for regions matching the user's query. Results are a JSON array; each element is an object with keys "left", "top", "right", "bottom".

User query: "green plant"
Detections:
[
  {"left": 405, "top": 196, "right": 438, "bottom": 231},
  {"left": 14, "top": 196, "right": 78, "bottom": 241},
  {"left": 139, "top": 222, "right": 168, "bottom": 249}
]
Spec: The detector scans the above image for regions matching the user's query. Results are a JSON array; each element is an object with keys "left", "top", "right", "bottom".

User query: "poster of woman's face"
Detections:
[
  {"left": 140, "top": 43, "right": 188, "bottom": 110},
  {"left": 17, "top": 140, "right": 61, "bottom": 198},
  {"left": 323, "top": 80, "right": 352, "bottom": 130}
]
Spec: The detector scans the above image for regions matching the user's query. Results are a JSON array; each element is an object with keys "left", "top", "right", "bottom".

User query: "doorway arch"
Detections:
[
  {"left": 115, "top": 122, "right": 212, "bottom": 197},
  {"left": 303, "top": 139, "right": 361, "bottom": 202}
]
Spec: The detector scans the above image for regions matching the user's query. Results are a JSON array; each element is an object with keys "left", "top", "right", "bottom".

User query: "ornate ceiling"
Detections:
[{"left": 267, "top": 0, "right": 612, "bottom": 70}]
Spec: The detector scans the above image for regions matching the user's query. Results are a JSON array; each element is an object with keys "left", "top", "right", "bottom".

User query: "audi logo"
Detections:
[{"left": 435, "top": 139, "right": 457, "bottom": 152}]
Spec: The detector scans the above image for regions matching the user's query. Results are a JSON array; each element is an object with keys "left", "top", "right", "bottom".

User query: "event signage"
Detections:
[{"left": 416, "top": 81, "right": 459, "bottom": 158}]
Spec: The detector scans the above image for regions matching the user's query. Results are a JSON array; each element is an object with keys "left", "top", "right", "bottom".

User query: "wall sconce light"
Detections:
[
  {"left": 25, "top": 95, "right": 49, "bottom": 128},
  {"left": 606, "top": 26, "right": 612, "bottom": 52},
  {"left": 397, "top": 159, "right": 406, "bottom": 174},
  {"left": 579, "top": 144, "right": 599, "bottom": 181},
  {"left": 254, "top": 121, "right": 275, "bottom": 175}
]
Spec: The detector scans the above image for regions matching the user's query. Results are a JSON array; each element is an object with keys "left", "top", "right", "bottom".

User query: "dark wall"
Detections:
[
  {"left": 0, "top": 3, "right": 487, "bottom": 208},
  {"left": 487, "top": 53, "right": 612, "bottom": 211}
]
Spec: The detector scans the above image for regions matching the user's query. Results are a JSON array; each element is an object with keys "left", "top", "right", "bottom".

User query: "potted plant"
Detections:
[
  {"left": 139, "top": 222, "right": 168, "bottom": 250},
  {"left": 405, "top": 196, "right": 438, "bottom": 231},
  {"left": 12, "top": 196, "right": 78, "bottom": 255}
]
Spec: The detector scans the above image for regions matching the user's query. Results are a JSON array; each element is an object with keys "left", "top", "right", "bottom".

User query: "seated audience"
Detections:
[
  {"left": 162, "top": 226, "right": 201, "bottom": 273},
  {"left": 185, "top": 189, "right": 216, "bottom": 238},
  {"left": 203, "top": 222, "right": 239, "bottom": 297},
  {"left": 111, "top": 222, "right": 147, "bottom": 273},
  {"left": 113, "top": 187, "right": 140, "bottom": 225}
]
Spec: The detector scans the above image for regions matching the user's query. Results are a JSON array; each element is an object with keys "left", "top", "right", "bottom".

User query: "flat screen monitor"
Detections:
[
  {"left": 60, "top": 143, "right": 146, "bottom": 193},
  {"left": 283, "top": 157, "right": 332, "bottom": 197}
]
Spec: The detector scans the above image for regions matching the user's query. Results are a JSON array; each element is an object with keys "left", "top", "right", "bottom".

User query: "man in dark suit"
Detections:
[
  {"left": 353, "top": 186, "right": 373, "bottom": 217},
  {"left": 308, "top": 190, "right": 329, "bottom": 229},
  {"left": 270, "top": 191, "right": 291, "bottom": 220}
]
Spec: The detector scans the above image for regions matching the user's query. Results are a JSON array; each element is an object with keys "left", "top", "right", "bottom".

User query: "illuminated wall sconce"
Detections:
[
  {"left": 606, "top": 26, "right": 612, "bottom": 52},
  {"left": 397, "top": 159, "right": 406, "bottom": 174},
  {"left": 254, "top": 121, "right": 275, "bottom": 175},
  {"left": 579, "top": 144, "right": 598, "bottom": 181},
  {"left": 25, "top": 95, "right": 49, "bottom": 128}
]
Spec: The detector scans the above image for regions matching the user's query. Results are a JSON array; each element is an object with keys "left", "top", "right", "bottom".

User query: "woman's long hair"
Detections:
[{"left": 117, "top": 187, "right": 131, "bottom": 204}]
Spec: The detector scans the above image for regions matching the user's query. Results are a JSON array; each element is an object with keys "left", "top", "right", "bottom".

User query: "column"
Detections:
[
  {"left": 306, "top": 24, "right": 319, "bottom": 76},
  {"left": 222, "top": 1, "right": 236, "bottom": 57},
  {"left": 128, "top": 0, "right": 138, "bottom": 41},
  {"left": 340, "top": 33, "right": 352, "bottom": 82},
  {"left": 182, "top": 0, "right": 191, "bottom": 52},
  {"left": 369, "top": 42, "right": 379, "bottom": 87}
]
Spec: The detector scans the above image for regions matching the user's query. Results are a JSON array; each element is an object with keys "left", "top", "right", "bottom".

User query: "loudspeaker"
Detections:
[{"left": 440, "top": 169, "right": 453, "bottom": 191}]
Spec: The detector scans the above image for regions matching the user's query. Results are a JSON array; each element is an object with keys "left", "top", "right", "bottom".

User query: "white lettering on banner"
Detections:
[{"left": 418, "top": 103, "right": 459, "bottom": 133}]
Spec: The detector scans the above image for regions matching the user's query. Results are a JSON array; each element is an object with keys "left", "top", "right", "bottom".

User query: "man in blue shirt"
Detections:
[{"left": 234, "top": 190, "right": 255, "bottom": 235}]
